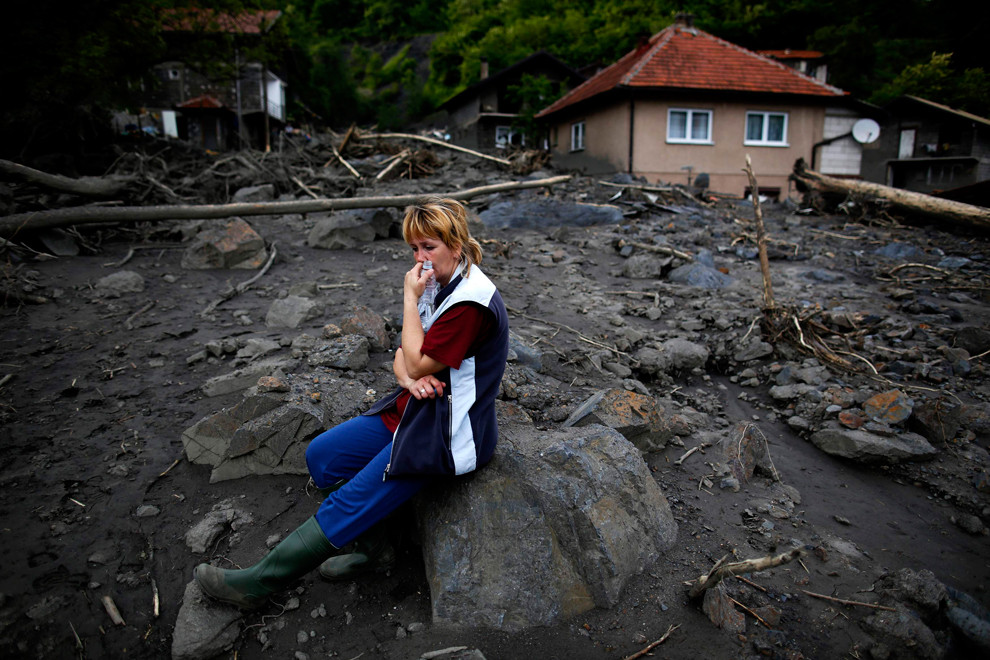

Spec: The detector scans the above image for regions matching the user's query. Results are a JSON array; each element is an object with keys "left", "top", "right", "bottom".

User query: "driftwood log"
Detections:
[
  {"left": 360, "top": 132, "right": 512, "bottom": 167},
  {"left": 688, "top": 548, "right": 802, "bottom": 599},
  {"left": 0, "top": 159, "right": 134, "bottom": 198},
  {"left": 0, "top": 175, "right": 571, "bottom": 237},
  {"left": 792, "top": 159, "right": 990, "bottom": 231}
]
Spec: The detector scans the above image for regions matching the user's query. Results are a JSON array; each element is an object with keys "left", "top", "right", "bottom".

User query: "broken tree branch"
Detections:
[
  {"left": 621, "top": 624, "right": 680, "bottom": 660},
  {"left": 792, "top": 158, "right": 990, "bottom": 231},
  {"left": 0, "top": 159, "right": 134, "bottom": 197},
  {"left": 361, "top": 132, "right": 512, "bottom": 167},
  {"left": 616, "top": 238, "right": 693, "bottom": 261},
  {"left": 0, "top": 176, "right": 572, "bottom": 236},
  {"left": 744, "top": 156, "right": 776, "bottom": 310},
  {"left": 201, "top": 244, "right": 278, "bottom": 317},
  {"left": 688, "top": 548, "right": 802, "bottom": 598},
  {"left": 801, "top": 590, "right": 897, "bottom": 611}
]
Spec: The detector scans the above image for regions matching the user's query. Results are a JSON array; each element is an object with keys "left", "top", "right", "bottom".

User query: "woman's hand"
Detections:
[
  {"left": 404, "top": 262, "right": 432, "bottom": 301},
  {"left": 408, "top": 375, "right": 445, "bottom": 400}
]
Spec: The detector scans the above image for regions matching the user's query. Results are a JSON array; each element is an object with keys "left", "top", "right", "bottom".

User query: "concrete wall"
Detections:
[{"left": 548, "top": 97, "right": 828, "bottom": 198}]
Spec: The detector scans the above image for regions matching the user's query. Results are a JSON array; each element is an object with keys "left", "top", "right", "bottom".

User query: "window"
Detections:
[
  {"left": 745, "top": 112, "right": 788, "bottom": 146},
  {"left": 495, "top": 126, "right": 525, "bottom": 149},
  {"left": 167, "top": 68, "right": 181, "bottom": 81},
  {"left": 667, "top": 109, "right": 712, "bottom": 144},
  {"left": 570, "top": 121, "right": 585, "bottom": 151}
]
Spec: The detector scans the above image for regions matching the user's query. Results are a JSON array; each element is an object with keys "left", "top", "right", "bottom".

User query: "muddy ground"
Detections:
[{"left": 1, "top": 145, "right": 989, "bottom": 660}]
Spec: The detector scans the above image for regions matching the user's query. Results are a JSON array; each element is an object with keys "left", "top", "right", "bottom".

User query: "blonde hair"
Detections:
[{"left": 402, "top": 196, "right": 483, "bottom": 277}]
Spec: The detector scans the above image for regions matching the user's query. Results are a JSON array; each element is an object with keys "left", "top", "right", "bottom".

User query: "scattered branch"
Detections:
[
  {"left": 801, "top": 590, "right": 896, "bottom": 612},
  {"left": 689, "top": 548, "right": 802, "bottom": 598}
]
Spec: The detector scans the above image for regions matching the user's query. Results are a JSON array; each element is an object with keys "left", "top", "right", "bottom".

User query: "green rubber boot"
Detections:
[
  {"left": 194, "top": 516, "right": 335, "bottom": 609},
  {"left": 319, "top": 524, "right": 395, "bottom": 581}
]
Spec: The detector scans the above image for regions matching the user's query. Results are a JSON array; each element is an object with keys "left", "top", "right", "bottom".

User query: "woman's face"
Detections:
[{"left": 409, "top": 235, "right": 461, "bottom": 286}]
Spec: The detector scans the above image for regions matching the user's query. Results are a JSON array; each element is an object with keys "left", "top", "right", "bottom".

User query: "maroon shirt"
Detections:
[{"left": 381, "top": 304, "right": 494, "bottom": 432}]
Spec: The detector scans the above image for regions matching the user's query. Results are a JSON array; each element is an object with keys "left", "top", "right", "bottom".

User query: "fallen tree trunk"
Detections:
[
  {"left": 360, "top": 132, "right": 512, "bottom": 167},
  {"left": 0, "top": 175, "right": 571, "bottom": 236},
  {"left": 792, "top": 159, "right": 990, "bottom": 231},
  {"left": 0, "top": 159, "right": 135, "bottom": 198}
]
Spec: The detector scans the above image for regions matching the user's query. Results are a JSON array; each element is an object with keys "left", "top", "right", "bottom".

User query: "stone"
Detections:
[
  {"left": 507, "top": 332, "right": 544, "bottom": 372},
  {"left": 184, "top": 500, "right": 255, "bottom": 553},
  {"left": 338, "top": 305, "right": 390, "bottom": 351},
  {"left": 479, "top": 199, "right": 623, "bottom": 230},
  {"left": 266, "top": 296, "right": 324, "bottom": 329},
  {"left": 862, "top": 607, "right": 944, "bottom": 660},
  {"left": 955, "top": 514, "right": 985, "bottom": 535},
  {"left": 562, "top": 388, "right": 673, "bottom": 452},
  {"left": 171, "top": 581, "right": 242, "bottom": 660},
  {"left": 232, "top": 183, "right": 275, "bottom": 203},
  {"left": 955, "top": 326, "right": 990, "bottom": 356},
  {"left": 235, "top": 338, "right": 281, "bottom": 361},
  {"left": 874, "top": 242, "right": 925, "bottom": 260},
  {"left": 95, "top": 270, "right": 145, "bottom": 297},
  {"left": 876, "top": 569, "right": 947, "bottom": 621},
  {"left": 307, "top": 209, "right": 396, "bottom": 249},
  {"left": 200, "top": 357, "right": 297, "bottom": 398},
  {"left": 838, "top": 410, "right": 866, "bottom": 429},
  {"left": 417, "top": 423, "right": 677, "bottom": 631},
  {"left": 769, "top": 383, "right": 814, "bottom": 401},
  {"left": 667, "top": 262, "right": 732, "bottom": 289},
  {"left": 622, "top": 253, "right": 672, "bottom": 279},
  {"left": 659, "top": 338, "right": 709, "bottom": 372},
  {"left": 863, "top": 390, "right": 913, "bottom": 425},
  {"left": 719, "top": 422, "right": 770, "bottom": 487},
  {"left": 809, "top": 425, "right": 937, "bottom": 464},
  {"left": 307, "top": 335, "right": 370, "bottom": 371},
  {"left": 135, "top": 505, "right": 160, "bottom": 517},
  {"left": 183, "top": 371, "right": 368, "bottom": 482},
  {"left": 910, "top": 397, "right": 961, "bottom": 443},
  {"left": 181, "top": 218, "right": 267, "bottom": 270},
  {"left": 702, "top": 584, "right": 745, "bottom": 633},
  {"left": 734, "top": 340, "right": 774, "bottom": 363}
]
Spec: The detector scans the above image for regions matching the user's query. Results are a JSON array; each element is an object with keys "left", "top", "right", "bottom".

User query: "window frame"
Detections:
[
  {"left": 744, "top": 111, "right": 789, "bottom": 147},
  {"left": 570, "top": 121, "right": 585, "bottom": 152},
  {"left": 666, "top": 108, "right": 713, "bottom": 144}
]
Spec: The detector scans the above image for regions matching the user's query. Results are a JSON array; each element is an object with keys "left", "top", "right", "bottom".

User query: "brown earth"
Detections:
[{"left": 1, "top": 147, "right": 988, "bottom": 660}]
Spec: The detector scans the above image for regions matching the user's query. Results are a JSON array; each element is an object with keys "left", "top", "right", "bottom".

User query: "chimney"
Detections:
[
  {"left": 480, "top": 59, "right": 489, "bottom": 80},
  {"left": 674, "top": 13, "right": 695, "bottom": 29}
]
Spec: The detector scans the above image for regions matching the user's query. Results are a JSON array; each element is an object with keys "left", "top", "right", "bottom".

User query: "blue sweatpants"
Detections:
[{"left": 305, "top": 414, "right": 429, "bottom": 549}]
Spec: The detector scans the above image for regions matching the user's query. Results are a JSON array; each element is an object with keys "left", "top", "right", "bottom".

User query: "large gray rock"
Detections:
[
  {"left": 562, "top": 388, "right": 673, "bottom": 452},
  {"left": 183, "top": 371, "right": 368, "bottom": 482},
  {"left": 622, "top": 253, "right": 672, "bottom": 279},
  {"left": 809, "top": 425, "right": 937, "bottom": 464},
  {"left": 338, "top": 305, "right": 390, "bottom": 351},
  {"left": 171, "top": 581, "right": 241, "bottom": 660},
  {"left": 307, "top": 334, "right": 371, "bottom": 371},
  {"left": 668, "top": 262, "right": 732, "bottom": 289},
  {"left": 479, "top": 199, "right": 623, "bottom": 229},
  {"left": 200, "top": 357, "right": 297, "bottom": 398},
  {"left": 417, "top": 423, "right": 677, "bottom": 631},
  {"left": 96, "top": 270, "right": 145, "bottom": 297},
  {"left": 181, "top": 218, "right": 267, "bottom": 270},
  {"left": 266, "top": 295, "right": 324, "bottom": 329},
  {"left": 307, "top": 208, "right": 395, "bottom": 249},
  {"left": 660, "top": 338, "right": 709, "bottom": 371}
]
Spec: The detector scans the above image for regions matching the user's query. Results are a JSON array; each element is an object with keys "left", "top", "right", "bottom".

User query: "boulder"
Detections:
[
  {"left": 622, "top": 253, "right": 673, "bottom": 279},
  {"left": 200, "top": 357, "right": 297, "bottom": 398},
  {"left": 265, "top": 295, "right": 324, "bottom": 329},
  {"left": 479, "top": 199, "right": 623, "bottom": 230},
  {"left": 417, "top": 423, "right": 677, "bottom": 631},
  {"left": 181, "top": 218, "right": 267, "bottom": 270},
  {"left": 562, "top": 388, "right": 673, "bottom": 452},
  {"left": 338, "top": 305, "right": 390, "bottom": 351},
  {"left": 809, "top": 425, "right": 937, "bottom": 464},
  {"left": 307, "top": 208, "right": 395, "bottom": 249},
  {"left": 668, "top": 262, "right": 732, "bottom": 289},
  {"left": 95, "top": 270, "right": 145, "bottom": 297},
  {"left": 660, "top": 338, "right": 709, "bottom": 371},
  {"left": 231, "top": 184, "right": 275, "bottom": 203},
  {"left": 171, "top": 581, "right": 241, "bottom": 660},
  {"left": 863, "top": 389, "right": 913, "bottom": 425},
  {"left": 307, "top": 334, "right": 371, "bottom": 371},
  {"left": 183, "top": 371, "right": 368, "bottom": 482}
]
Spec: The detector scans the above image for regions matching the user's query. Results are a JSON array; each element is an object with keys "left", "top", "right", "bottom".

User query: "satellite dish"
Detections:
[{"left": 851, "top": 118, "right": 880, "bottom": 144}]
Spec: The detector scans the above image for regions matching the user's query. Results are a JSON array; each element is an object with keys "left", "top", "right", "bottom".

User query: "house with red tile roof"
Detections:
[{"left": 536, "top": 14, "right": 867, "bottom": 198}]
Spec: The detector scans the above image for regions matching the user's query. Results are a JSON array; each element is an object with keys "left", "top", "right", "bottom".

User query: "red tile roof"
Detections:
[
  {"left": 161, "top": 9, "right": 281, "bottom": 35},
  {"left": 538, "top": 24, "right": 844, "bottom": 118},
  {"left": 178, "top": 95, "right": 226, "bottom": 109},
  {"left": 758, "top": 49, "right": 825, "bottom": 60}
]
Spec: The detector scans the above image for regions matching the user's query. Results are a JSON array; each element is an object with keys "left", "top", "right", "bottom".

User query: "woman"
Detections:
[{"left": 194, "top": 197, "right": 509, "bottom": 608}]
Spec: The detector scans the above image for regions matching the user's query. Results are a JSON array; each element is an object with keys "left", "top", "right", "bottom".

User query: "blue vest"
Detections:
[{"left": 365, "top": 263, "right": 509, "bottom": 479}]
